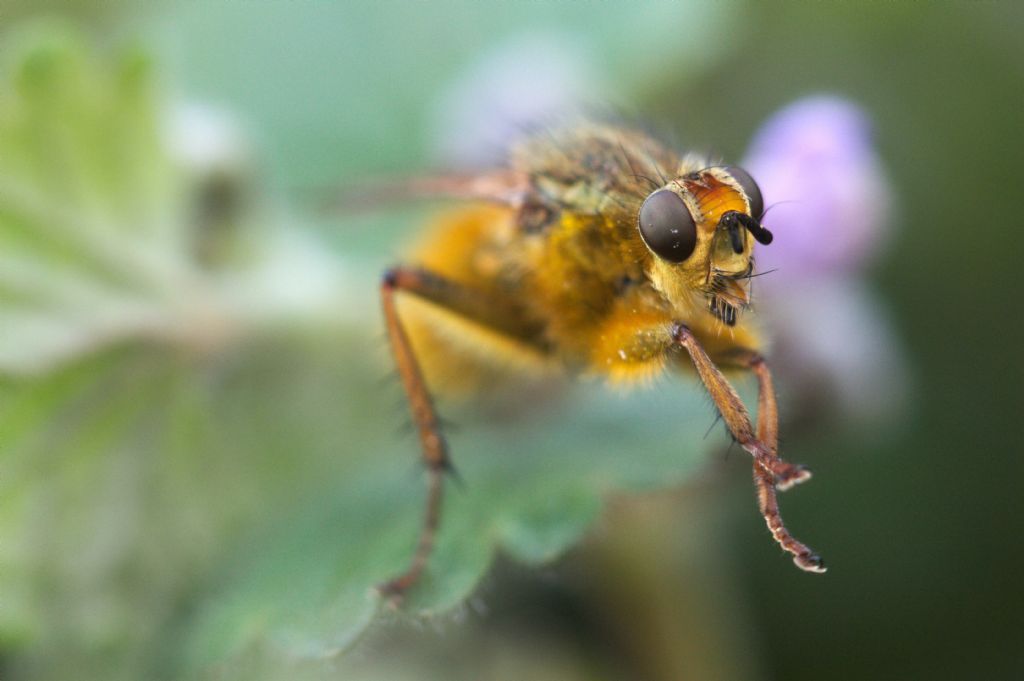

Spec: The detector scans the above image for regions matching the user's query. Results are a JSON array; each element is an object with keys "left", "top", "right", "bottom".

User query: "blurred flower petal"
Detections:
[
  {"left": 744, "top": 96, "right": 893, "bottom": 280},
  {"left": 759, "top": 279, "right": 909, "bottom": 426},
  {"left": 431, "top": 31, "right": 604, "bottom": 167},
  {"left": 745, "top": 96, "right": 908, "bottom": 425}
]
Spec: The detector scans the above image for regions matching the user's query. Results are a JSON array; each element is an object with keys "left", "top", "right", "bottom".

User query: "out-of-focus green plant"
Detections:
[
  {"left": 0, "top": 22, "right": 364, "bottom": 680},
  {"left": 0, "top": 22, "right": 735, "bottom": 681}
]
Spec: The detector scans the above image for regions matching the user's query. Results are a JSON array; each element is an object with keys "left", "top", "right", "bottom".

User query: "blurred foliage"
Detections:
[
  {"left": 0, "top": 22, "right": 366, "bottom": 680},
  {"left": 186, "top": 381, "right": 717, "bottom": 674},
  {"left": 158, "top": 1, "right": 735, "bottom": 189}
]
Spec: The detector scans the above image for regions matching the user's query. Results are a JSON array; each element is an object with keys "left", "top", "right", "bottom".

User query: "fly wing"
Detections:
[
  {"left": 319, "top": 124, "right": 677, "bottom": 231},
  {"left": 388, "top": 170, "right": 532, "bottom": 207},
  {"left": 509, "top": 124, "right": 678, "bottom": 221},
  {"left": 320, "top": 169, "right": 532, "bottom": 215}
]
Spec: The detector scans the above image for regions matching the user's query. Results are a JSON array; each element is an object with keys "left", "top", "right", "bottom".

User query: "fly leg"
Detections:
[
  {"left": 742, "top": 352, "right": 826, "bottom": 573},
  {"left": 378, "top": 266, "right": 546, "bottom": 605},
  {"left": 670, "top": 323, "right": 812, "bottom": 490}
]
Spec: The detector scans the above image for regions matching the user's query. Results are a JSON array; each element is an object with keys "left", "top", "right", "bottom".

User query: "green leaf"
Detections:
[
  {"left": 0, "top": 22, "right": 363, "bottom": 681},
  {"left": 183, "top": 378, "right": 718, "bottom": 671}
]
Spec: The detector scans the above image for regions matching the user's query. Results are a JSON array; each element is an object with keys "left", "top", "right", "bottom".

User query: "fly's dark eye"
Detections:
[
  {"left": 638, "top": 190, "right": 697, "bottom": 263},
  {"left": 724, "top": 165, "right": 764, "bottom": 218}
]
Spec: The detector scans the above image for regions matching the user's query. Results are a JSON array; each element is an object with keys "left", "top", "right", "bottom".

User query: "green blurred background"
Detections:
[{"left": 0, "top": 2, "right": 1021, "bottom": 680}]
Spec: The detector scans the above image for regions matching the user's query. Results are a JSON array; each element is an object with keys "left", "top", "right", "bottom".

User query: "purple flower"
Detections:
[
  {"left": 743, "top": 96, "right": 892, "bottom": 283},
  {"left": 744, "top": 96, "right": 907, "bottom": 425}
]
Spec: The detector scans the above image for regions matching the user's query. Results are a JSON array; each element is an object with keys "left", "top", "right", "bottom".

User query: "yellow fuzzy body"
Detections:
[
  {"left": 377, "top": 124, "right": 832, "bottom": 591},
  {"left": 398, "top": 124, "right": 764, "bottom": 397}
]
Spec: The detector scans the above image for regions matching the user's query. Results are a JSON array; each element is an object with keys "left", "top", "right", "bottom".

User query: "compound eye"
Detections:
[
  {"left": 638, "top": 190, "right": 697, "bottom": 263},
  {"left": 724, "top": 165, "right": 764, "bottom": 218}
]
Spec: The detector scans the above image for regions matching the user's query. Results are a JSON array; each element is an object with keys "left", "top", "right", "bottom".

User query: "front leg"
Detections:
[
  {"left": 741, "top": 352, "right": 826, "bottom": 573},
  {"left": 588, "top": 313, "right": 823, "bottom": 573},
  {"left": 670, "top": 323, "right": 811, "bottom": 490}
]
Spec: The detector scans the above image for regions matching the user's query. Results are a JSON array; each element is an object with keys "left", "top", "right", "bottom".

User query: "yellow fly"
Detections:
[{"left": 377, "top": 123, "right": 825, "bottom": 603}]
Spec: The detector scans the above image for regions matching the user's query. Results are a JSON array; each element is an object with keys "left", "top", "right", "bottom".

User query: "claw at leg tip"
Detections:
[
  {"left": 776, "top": 465, "right": 812, "bottom": 491},
  {"left": 375, "top": 581, "right": 407, "bottom": 610},
  {"left": 794, "top": 554, "right": 827, "bottom": 574}
]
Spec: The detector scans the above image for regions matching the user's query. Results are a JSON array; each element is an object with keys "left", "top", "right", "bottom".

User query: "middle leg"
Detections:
[{"left": 378, "top": 265, "right": 549, "bottom": 604}]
